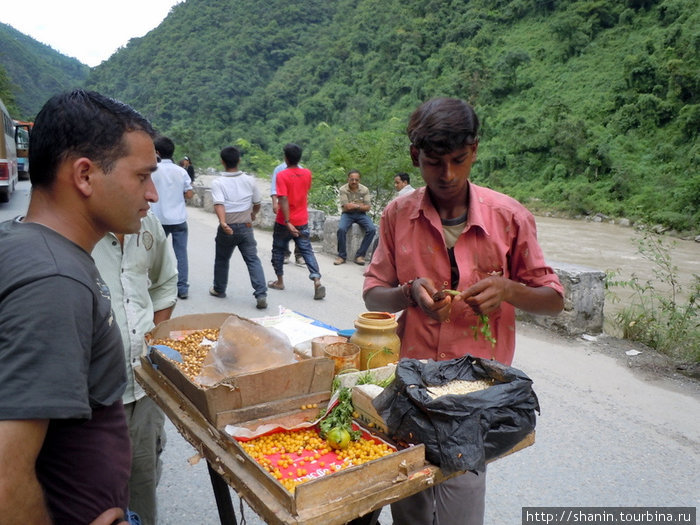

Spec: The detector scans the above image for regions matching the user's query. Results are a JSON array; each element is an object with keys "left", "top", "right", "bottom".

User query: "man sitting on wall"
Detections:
[{"left": 334, "top": 169, "right": 376, "bottom": 266}]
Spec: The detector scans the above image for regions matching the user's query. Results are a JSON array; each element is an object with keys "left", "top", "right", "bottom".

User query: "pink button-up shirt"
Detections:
[{"left": 363, "top": 183, "right": 563, "bottom": 366}]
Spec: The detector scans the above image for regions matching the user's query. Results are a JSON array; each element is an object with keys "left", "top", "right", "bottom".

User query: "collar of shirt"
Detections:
[{"left": 406, "top": 183, "right": 491, "bottom": 238}]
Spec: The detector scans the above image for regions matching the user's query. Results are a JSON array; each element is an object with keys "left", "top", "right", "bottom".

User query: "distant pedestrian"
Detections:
[
  {"left": 150, "top": 136, "right": 193, "bottom": 299},
  {"left": 271, "top": 161, "right": 303, "bottom": 266},
  {"left": 393, "top": 172, "right": 415, "bottom": 197},
  {"left": 334, "top": 169, "right": 376, "bottom": 266},
  {"left": 209, "top": 146, "right": 268, "bottom": 309},
  {"left": 180, "top": 156, "right": 196, "bottom": 182},
  {"left": 267, "top": 143, "right": 326, "bottom": 300}
]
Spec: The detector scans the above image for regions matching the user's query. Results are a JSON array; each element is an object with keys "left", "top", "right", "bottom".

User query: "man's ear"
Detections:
[
  {"left": 409, "top": 145, "right": 420, "bottom": 167},
  {"left": 72, "top": 157, "right": 98, "bottom": 197}
]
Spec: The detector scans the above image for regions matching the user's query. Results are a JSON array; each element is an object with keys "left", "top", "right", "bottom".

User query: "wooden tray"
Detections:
[{"left": 136, "top": 357, "right": 534, "bottom": 525}]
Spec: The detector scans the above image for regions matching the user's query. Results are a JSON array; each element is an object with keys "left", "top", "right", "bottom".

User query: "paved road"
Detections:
[{"left": 1, "top": 181, "right": 697, "bottom": 524}]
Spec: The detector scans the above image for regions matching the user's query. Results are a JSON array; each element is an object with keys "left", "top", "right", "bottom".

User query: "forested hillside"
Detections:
[
  {"left": 4, "top": 1, "right": 698, "bottom": 232},
  {"left": 0, "top": 23, "right": 89, "bottom": 118}
]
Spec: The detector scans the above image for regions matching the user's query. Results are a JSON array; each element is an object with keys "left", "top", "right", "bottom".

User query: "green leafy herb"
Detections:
[
  {"left": 319, "top": 387, "right": 361, "bottom": 440},
  {"left": 472, "top": 313, "right": 496, "bottom": 347}
]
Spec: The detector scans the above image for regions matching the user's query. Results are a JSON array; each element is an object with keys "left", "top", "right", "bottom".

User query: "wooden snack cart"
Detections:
[{"left": 136, "top": 313, "right": 534, "bottom": 525}]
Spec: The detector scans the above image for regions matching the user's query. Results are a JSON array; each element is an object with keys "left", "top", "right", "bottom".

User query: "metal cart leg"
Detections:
[{"left": 207, "top": 462, "right": 238, "bottom": 524}]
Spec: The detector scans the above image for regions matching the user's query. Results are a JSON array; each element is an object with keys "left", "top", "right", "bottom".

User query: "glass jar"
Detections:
[{"left": 349, "top": 312, "right": 401, "bottom": 370}]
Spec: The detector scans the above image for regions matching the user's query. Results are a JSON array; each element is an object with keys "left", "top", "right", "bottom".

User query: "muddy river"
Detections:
[{"left": 534, "top": 215, "right": 699, "bottom": 333}]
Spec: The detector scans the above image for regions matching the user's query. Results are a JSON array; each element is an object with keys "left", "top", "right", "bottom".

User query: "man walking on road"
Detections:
[
  {"left": 209, "top": 146, "right": 268, "bottom": 309},
  {"left": 334, "top": 169, "right": 376, "bottom": 266},
  {"left": 268, "top": 143, "right": 326, "bottom": 300},
  {"left": 271, "top": 160, "right": 304, "bottom": 266},
  {"left": 93, "top": 211, "right": 178, "bottom": 525},
  {"left": 150, "top": 135, "right": 193, "bottom": 299}
]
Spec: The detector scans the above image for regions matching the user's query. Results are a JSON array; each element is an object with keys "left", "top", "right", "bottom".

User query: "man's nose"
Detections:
[{"left": 146, "top": 178, "right": 159, "bottom": 202}]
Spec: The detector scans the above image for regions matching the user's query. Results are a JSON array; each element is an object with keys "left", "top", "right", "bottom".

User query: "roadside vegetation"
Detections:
[{"left": 607, "top": 231, "right": 699, "bottom": 365}]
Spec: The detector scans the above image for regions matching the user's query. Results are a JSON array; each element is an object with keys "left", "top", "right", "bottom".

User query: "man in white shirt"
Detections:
[
  {"left": 92, "top": 212, "right": 178, "bottom": 525},
  {"left": 393, "top": 172, "right": 415, "bottom": 197},
  {"left": 209, "top": 146, "right": 268, "bottom": 309},
  {"left": 150, "top": 136, "right": 193, "bottom": 299}
]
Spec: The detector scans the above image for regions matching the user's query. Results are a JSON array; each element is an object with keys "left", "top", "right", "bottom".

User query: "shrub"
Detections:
[{"left": 608, "top": 230, "right": 699, "bottom": 363}]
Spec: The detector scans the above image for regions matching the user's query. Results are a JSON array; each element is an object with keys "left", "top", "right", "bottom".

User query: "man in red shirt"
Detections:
[
  {"left": 267, "top": 143, "right": 326, "bottom": 300},
  {"left": 363, "top": 97, "right": 564, "bottom": 525}
]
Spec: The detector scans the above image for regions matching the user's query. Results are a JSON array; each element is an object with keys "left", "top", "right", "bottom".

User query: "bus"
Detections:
[
  {"left": 0, "top": 98, "right": 18, "bottom": 203},
  {"left": 14, "top": 120, "right": 32, "bottom": 180}
]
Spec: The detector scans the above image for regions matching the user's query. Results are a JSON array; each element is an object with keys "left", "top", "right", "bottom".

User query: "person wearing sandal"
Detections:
[{"left": 268, "top": 143, "right": 326, "bottom": 300}]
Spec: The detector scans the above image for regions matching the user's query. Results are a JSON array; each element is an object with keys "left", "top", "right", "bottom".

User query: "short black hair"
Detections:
[
  {"left": 220, "top": 146, "right": 241, "bottom": 169},
  {"left": 29, "top": 89, "right": 154, "bottom": 188},
  {"left": 283, "top": 143, "right": 302, "bottom": 166},
  {"left": 154, "top": 136, "right": 176, "bottom": 159},
  {"left": 395, "top": 172, "right": 410, "bottom": 184},
  {"left": 407, "top": 97, "right": 479, "bottom": 155}
]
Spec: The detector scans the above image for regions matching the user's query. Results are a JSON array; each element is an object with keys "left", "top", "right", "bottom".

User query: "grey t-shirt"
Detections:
[{"left": 0, "top": 219, "right": 130, "bottom": 521}]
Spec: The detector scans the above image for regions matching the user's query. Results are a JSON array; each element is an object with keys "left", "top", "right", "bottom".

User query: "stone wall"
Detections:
[
  {"left": 321, "top": 216, "right": 378, "bottom": 261},
  {"left": 517, "top": 262, "right": 606, "bottom": 335}
]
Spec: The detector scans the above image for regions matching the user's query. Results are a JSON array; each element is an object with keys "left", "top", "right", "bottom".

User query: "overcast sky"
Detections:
[{"left": 1, "top": 0, "right": 183, "bottom": 67}]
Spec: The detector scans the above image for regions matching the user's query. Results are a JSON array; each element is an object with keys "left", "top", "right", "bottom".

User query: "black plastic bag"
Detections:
[{"left": 372, "top": 355, "right": 539, "bottom": 474}]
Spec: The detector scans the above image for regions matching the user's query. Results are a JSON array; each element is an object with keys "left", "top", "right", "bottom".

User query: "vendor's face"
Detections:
[
  {"left": 394, "top": 177, "right": 406, "bottom": 191},
  {"left": 410, "top": 143, "right": 477, "bottom": 205}
]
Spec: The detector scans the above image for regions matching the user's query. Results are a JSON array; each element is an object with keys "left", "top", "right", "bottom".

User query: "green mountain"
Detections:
[
  {"left": 4, "top": 1, "right": 700, "bottom": 232},
  {"left": 0, "top": 22, "right": 89, "bottom": 119}
]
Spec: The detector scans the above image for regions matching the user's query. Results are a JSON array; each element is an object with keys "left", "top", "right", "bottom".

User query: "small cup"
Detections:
[
  {"left": 323, "top": 342, "right": 361, "bottom": 375},
  {"left": 311, "top": 335, "right": 348, "bottom": 357}
]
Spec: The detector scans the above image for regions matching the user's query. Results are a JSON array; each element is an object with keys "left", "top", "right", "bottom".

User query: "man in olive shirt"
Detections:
[{"left": 334, "top": 169, "right": 376, "bottom": 266}]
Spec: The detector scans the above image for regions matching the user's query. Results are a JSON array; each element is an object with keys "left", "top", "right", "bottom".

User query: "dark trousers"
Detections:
[
  {"left": 271, "top": 222, "right": 321, "bottom": 280},
  {"left": 337, "top": 212, "right": 376, "bottom": 260},
  {"left": 213, "top": 223, "right": 267, "bottom": 297}
]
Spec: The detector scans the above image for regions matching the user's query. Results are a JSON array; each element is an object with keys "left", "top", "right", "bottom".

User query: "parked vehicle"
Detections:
[
  {"left": 0, "top": 98, "right": 18, "bottom": 203},
  {"left": 14, "top": 121, "right": 31, "bottom": 180}
]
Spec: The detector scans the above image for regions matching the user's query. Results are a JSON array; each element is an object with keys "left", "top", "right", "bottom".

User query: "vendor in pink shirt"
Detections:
[{"left": 363, "top": 97, "right": 564, "bottom": 525}]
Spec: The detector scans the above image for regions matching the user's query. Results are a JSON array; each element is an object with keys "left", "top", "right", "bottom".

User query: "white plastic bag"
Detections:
[{"left": 196, "top": 314, "right": 295, "bottom": 386}]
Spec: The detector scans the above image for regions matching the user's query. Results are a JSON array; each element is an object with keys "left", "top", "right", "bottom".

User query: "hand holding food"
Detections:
[{"left": 410, "top": 278, "right": 452, "bottom": 322}]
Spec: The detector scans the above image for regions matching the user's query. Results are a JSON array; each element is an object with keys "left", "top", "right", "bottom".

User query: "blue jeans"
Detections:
[
  {"left": 271, "top": 222, "right": 321, "bottom": 280},
  {"left": 162, "top": 222, "right": 188, "bottom": 296},
  {"left": 213, "top": 223, "right": 267, "bottom": 298},
  {"left": 337, "top": 212, "right": 376, "bottom": 260}
]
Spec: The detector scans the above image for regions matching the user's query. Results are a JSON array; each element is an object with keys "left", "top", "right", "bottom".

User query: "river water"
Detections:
[{"left": 534, "top": 215, "right": 699, "bottom": 333}]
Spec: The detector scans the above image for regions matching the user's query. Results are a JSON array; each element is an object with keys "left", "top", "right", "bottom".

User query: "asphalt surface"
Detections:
[{"left": 1, "top": 181, "right": 697, "bottom": 525}]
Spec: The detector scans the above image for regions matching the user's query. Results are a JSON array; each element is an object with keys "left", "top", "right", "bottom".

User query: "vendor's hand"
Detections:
[
  {"left": 460, "top": 275, "right": 508, "bottom": 315},
  {"left": 90, "top": 507, "right": 127, "bottom": 525},
  {"left": 220, "top": 223, "right": 233, "bottom": 235},
  {"left": 413, "top": 278, "right": 453, "bottom": 323}
]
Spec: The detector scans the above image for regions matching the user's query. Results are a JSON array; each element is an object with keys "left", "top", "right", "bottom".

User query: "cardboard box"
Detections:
[
  {"left": 352, "top": 384, "right": 389, "bottom": 434},
  {"left": 144, "top": 313, "right": 335, "bottom": 427}
]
